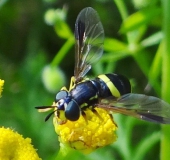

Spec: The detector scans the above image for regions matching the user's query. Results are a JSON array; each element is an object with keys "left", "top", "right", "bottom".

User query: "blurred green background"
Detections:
[{"left": 0, "top": 0, "right": 170, "bottom": 159}]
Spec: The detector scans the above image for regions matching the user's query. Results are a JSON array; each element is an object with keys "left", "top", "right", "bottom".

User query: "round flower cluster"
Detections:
[
  {"left": 53, "top": 107, "right": 117, "bottom": 154},
  {"left": 0, "top": 127, "right": 41, "bottom": 160}
]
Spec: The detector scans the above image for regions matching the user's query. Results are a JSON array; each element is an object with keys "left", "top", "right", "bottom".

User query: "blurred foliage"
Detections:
[{"left": 0, "top": 0, "right": 170, "bottom": 160}]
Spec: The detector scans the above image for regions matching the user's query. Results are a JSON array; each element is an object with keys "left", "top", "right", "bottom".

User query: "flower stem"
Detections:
[
  {"left": 161, "top": 0, "right": 170, "bottom": 160},
  {"left": 113, "top": 0, "right": 128, "bottom": 20},
  {"left": 56, "top": 144, "right": 70, "bottom": 160},
  {"left": 51, "top": 36, "right": 74, "bottom": 67}
]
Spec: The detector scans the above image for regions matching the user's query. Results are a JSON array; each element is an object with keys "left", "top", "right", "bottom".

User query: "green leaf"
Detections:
[
  {"left": 104, "top": 38, "right": 127, "bottom": 52},
  {"left": 101, "top": 52, "right": 129, "bottom": 62},
  {"left": 141, "top": 31, "right": 163, "bottom": 48},
  {"left": 120, "top": 7, "right": 161, "bottom": 33},
  {"left": 133, "top": 132, "right": 161, "bottom": 160}
]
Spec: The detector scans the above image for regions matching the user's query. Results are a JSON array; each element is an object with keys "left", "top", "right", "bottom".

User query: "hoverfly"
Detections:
[{"left": 36, "top": 7, "right": 170, "bottom": 124}]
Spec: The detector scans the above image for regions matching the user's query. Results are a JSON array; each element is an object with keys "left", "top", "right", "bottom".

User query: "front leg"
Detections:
[
  {"left": 60, "top": 86, "right": 69, "bottom": 92},
  {"left": 69, "top": 76, "right": 76, "bottom": 91}
]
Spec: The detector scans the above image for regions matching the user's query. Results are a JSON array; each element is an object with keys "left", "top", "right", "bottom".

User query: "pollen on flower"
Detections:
[
  {"left": 53, "top": 108, "right": 117, "bottom": 154},
  {"left": 0, "top": 79, "right": 4, "bottom": 97},
  {"left": 0, "top": 127, "right": 41, "bottom": 160}
]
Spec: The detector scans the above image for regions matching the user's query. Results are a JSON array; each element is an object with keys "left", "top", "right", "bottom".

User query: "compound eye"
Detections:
[
  {"left": 65, "top": 100, "right": 80, "bottom": 121},
  {"left": 56, "top": 90, "right": 68, "bottom": 102}
]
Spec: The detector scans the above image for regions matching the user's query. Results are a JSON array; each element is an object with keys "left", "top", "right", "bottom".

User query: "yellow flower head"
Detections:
[
  {"left": 0, "top": 79, "right": 4, "bottom": 97},
  {"left": 53, "top": 106, "right": 117, "bottom": 154},
  {"left": 0, "top": 127, "right": 41, "bottom": 160}
]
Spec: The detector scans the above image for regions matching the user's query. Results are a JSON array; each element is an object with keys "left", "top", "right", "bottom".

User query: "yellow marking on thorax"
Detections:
[
  {"left": 89, "top": 94, "right": 98, "bottom": 100},
  {"left": 68, "top": 76, "right": 89, "bottom": 91},
  {"left": 80, "top": 103, "right": 88, "bottom": 108},
  {"left": 98, "top": 74, "right": 120, "bottom": 98}
]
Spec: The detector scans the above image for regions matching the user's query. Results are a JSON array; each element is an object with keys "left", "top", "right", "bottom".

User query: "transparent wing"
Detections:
[
  {"left": 74, "top": 7, "right": 104, "bottom": 82},
  {"left": 99, "top": 93, "right": 170, "bottom": 124}
]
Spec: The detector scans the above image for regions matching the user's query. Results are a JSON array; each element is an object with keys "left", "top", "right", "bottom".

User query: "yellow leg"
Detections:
[
  {"left": 69, "top": 76, "right": 76, "bottom": 91},
  {"left": 60, "top": 86, "right": 68, "bottom": 91},
  {"left": 60, "top": 76, "right": 76, "bottom": 92}
]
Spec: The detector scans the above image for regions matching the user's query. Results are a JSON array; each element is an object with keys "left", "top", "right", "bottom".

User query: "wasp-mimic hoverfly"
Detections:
[{"left": 36, "top": 7, "right": 170, "bottom": 124}]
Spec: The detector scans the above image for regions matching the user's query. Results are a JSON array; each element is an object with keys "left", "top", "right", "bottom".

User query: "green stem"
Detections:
[
  {"left": 51, "top": 36, "right": 74, "bottom": 67},
  {"left": 56, "top": 144, "right": 76, "bottom": 160},
  {"left": 161, "top": 0, "right": 170, "bottom": 159},
  {"left": 113, "top": 0, "right": 128, "bottom": 20},
  {"left": 113, "top": 0, "right": 135, "bottom": 44},
  {"left": 148, "top": 42, "right": 162, "bottom": 95},
  {"left": 56, "top": 148, "right": 67, "bottom": 160}
]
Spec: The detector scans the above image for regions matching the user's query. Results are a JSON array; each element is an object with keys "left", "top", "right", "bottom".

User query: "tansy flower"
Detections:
[
  {"left": 0, "top": 127, "right": 41, "bottom": 160},
  {"left": 0, "top": 79, "right": 4, "bottom": 97},
  {"left": 53, "top": 106, "right": 117, "bottom": 154}
]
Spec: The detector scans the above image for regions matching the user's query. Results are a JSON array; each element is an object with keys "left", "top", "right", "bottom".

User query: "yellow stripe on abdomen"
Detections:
[{"left": 98, "top": 74, "right": 120, "bottom": 98}]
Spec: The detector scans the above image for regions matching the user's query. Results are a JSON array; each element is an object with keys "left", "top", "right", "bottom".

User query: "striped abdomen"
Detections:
[{"left": 92, "top": 73, "right": 131, "bottom": 99}]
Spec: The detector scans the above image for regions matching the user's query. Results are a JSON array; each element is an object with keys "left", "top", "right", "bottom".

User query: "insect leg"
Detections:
[
  {"left": 69, "top": 76, "right": 76, "bottom": 91},
  {"left": 61, "top": 86, "right": 69, "bottom": 91},
  {"left": 92, "top": 108, "right": 103, "bottom": 121}
]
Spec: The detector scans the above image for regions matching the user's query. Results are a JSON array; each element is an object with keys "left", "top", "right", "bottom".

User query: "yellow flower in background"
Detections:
[
  {"left": 0, "top": 79, "right": 4, "bottom": 97},
  {"left": 0, "top": 127, "right": 41, "bottom": 160},
  {"left": 53, "top": 107, "right": 117, "bottom": 154}
]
